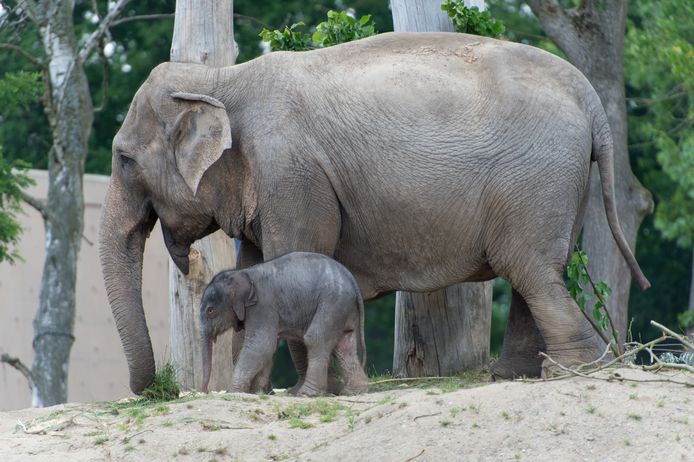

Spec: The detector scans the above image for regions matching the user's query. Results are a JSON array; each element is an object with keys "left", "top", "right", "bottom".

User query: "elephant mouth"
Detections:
[
  {"left": 161, "top": 224, "right": 191, "bottom": 274},
  {"left": 162, "top": 219, "right": 220, "bottom": 275},
  {"left": 170, "top": 250, "right": 190, "bottom": 275}
]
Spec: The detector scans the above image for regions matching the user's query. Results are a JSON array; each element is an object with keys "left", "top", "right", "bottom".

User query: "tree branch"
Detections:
[
  {"left": 93, "top": 36, "right": 110, "bottom": 113},
  {"left": 110, "top": 13, "right": 174, "bottom": 27},
  {"left": 0, "top": 43, "right": 43, "bottom": 67},
  {"left": 233, "top": 13, "right": 271, "bottom": 30},
  {"left": 1, "top": 353, "right": 34, "bottom": 391},
  {"left": 78, "top": 0, "right": 130, "bottom": 63},
  {"left": 21, "top": 191, "right": 47, "bottom": 219},
  {"left": 525, "top": 0, "right": 582, "bottom": 58}
]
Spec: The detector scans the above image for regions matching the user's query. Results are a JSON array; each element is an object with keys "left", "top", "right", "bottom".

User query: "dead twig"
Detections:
[
  {"left": 404, "top": 449, "right": 425, "bottom": 462},
  {"left": 412, "top": 412, "right": 441, "bottom": 422}
]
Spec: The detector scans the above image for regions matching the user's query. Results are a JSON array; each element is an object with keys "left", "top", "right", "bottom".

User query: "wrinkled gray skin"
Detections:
[
  {"left": 199, "top": 252, "right": 367, "bottom": 396},
  {"left": 98, "top": 32, "right": 650, "bottom": 394}
]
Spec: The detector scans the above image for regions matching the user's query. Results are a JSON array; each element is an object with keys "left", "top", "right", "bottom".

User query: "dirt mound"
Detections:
[{"left": 0, "top": 368, "right": 691, "bottom": 462}]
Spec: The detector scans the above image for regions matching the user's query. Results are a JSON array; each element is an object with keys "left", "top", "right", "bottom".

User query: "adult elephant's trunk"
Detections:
[{"left": 99, "top": 180, "right": 158, "bottom": 394}]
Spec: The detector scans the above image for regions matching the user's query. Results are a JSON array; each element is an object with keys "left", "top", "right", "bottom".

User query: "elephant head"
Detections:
[
  {"left": 98, "top": 63, "right": 244, "bottom": 394},
  {"left": 199, "top": 271, "right": 257, "bottom": 392}
]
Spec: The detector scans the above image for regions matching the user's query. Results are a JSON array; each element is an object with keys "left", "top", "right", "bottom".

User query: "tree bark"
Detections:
[
  {"left": 29, "top": 0, "right": 94, "bottom": 407},
  {"left": 688, "top": 248, "right": 694, "bottom": 340},
  {"left": 391, "top": 0, "right": 493, "bottom": 378},
  {"left": 169, "top": 0, "right": 237, "bottom": 391},
  {"left": 526, "top": 0, "right": 653, "bottom": 339}
]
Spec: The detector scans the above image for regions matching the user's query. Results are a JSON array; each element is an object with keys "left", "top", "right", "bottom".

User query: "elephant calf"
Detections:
[{"left": 199, "top": 252, "right": 368, "bottom": 396}]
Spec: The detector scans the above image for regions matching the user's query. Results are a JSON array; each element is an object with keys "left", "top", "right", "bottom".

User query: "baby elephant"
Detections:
[{"left": 199, "top": 252, "right": 368, "bottom": 396}]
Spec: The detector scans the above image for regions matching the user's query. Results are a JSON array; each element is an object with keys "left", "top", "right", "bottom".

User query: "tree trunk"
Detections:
[
  {"left": 526, "top": 0, "right": 653, "bottom": 341},
  {"left": 169, "top": 0, "right": 237, "bottom": 391},
  {"left": 688, "top": 248, "right": 694, "bottom": 340},
  {"left": 391, "top": 0, "right": 493, "bottom": 378},
  {"left": 29, "top": 0, "right": 94, "bottom": 407}
]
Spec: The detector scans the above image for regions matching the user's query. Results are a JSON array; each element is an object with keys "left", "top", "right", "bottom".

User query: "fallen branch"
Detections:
[
  {"left": 651, "top": 320, "right": 694, "bottom": 351},
  {"left": 522, "top": 323, "right": 694, "bottom": 388},
  {"left": 370, "top": 376, "right": 453, "bottom": 385}
]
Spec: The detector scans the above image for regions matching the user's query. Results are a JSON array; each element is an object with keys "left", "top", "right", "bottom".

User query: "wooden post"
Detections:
[
  {"left": 169, "top": 0, "right": 238, "bottom": 391},
  {"left": 391, "top": 0, "right": 493, "bottom": 377}
]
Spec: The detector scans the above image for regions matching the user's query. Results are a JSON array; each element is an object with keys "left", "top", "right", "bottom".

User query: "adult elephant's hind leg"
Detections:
[
  {"left": 518, "top": 273, "right": 602, "bottom": 376},
  {"left": 491, "top": 289, "right": 546, "bottom": 379}
]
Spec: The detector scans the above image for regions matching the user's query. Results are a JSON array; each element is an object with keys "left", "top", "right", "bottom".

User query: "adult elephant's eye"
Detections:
[
  {"left": 206, "top": 307, "right": 216, "bottom": 317},
  {"left": 118, "top": 151, "right": 135, "bottom": 171}
]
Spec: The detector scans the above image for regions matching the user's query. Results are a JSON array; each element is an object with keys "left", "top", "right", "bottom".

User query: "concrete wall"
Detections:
[{"left": 0, "top": 171, "right": 171, "bottom": 410}]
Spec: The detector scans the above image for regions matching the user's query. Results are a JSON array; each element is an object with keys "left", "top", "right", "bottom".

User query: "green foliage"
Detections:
[
  {"left": 566, "top": 249, "right": 613, "bottom": 334},
  {"left": 260, "top": 10, "right": 376, "bottom": 52},
  {"left": 441, "top": 0, "right": 505, "bottom": 38},
  {"left": 625, "top": 0, "right": 694, "bottom": 334},
  {"left": 626, "top": 1, "right": 694, "bottom": 250},
  {"left": 0, "top": 71, "right": 43, "bottom": 116},
  {"left": 0, "top": 147, "right": 34, "bottom": 264},
  {"left": 139, "top": 363, "right": 180, "bottom": 402},
  {"left": 311, "top": 10, "right": 376, "bottom": 47},
  {"left": 259, "top": 22, "right": 312, "bottom": 51}
]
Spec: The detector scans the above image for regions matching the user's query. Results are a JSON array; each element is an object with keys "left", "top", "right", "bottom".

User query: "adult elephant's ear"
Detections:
[{"left": 171, "top": 92, "right": 232, "bottom": 196}]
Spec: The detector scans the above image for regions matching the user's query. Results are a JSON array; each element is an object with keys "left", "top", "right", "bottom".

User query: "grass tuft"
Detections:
[{"left": 140, "top": 363, "right": 180, "bottom": 402}]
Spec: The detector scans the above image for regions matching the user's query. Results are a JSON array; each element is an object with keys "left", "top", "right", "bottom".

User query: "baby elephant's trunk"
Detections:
[{"left": 201, "top": 336, "right": 214, "bottom": 393}]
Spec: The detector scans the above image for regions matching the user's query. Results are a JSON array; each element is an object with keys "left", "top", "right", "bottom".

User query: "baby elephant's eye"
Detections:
[{"left": 206, "top": 307, "right": 216, "bottom": 317}]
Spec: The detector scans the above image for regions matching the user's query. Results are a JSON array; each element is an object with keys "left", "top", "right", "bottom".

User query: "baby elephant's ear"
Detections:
[
  {"left": 231, "top": 272, "right": 257, "bottom": 322},
  {"left": 171, "top": 92, "right": 232, "bottom": 196}
]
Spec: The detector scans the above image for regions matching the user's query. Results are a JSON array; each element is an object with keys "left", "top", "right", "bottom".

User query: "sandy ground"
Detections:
[{"left": 0, "top": 368, "right": 691, "bottom": 462}]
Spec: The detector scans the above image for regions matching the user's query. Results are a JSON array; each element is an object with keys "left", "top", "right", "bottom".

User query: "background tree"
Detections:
[
  {"left": 390, "top": 0, "right": 493, "bottom": 378},
  {"left": 525, "top": 0, "right": 654, "bottom": 342},
  {"left": 0, "top": 0, "right": 134, "bottom": 406},
  {"left": 168, "top": 0, "right": 237, "bottom": 391}
]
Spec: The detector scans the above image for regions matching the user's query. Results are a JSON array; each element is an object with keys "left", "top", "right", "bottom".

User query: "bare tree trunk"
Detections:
[
  {"left": 391, "top": 0, "right": 493, "bottom": 378},
  {"left": 526, "top": 0, "right": 653, "bottom": 340},
  {"left": 28, "top": 0, "right": 94, "bottom": 407},
  {"left": 169, "top": 0, "right": 237, "bottom": 391},
  {"left": 688, "top": 248, "right": 694, "bottom": 340}
]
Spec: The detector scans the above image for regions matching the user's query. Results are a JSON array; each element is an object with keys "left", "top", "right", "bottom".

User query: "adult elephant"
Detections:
[{"left": 99, "top": 32, "right": 649, "bottom": 394}]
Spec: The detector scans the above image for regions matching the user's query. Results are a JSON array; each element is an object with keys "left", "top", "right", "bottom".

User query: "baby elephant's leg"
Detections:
[
  {"left": 287, "top": 340, "right": 307, "bottom": 394},
  {"left": 231, "top": 334, "right": 275, "bottom": 393},
  {"left": 295, "top": 329, "right": 335, "bottom": 397},
  {"left": 334, "top": 331, "right": 368, "bottom": 395},
  {"left": 251, "top": 341, "right": 276, "bottom": 394}
]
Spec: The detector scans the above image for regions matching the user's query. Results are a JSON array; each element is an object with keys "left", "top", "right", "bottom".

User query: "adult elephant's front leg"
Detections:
[
  {"left": 491, "top": 289, "right": 546, "bottom": 379},
  {"left": 232, "top": 240, "right": 264, "bottom": 365}
]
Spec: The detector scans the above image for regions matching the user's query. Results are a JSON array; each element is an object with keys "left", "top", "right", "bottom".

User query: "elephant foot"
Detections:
[
  {"left": 340, "top": 381, "right": 368, "bottom": 396},
  {"left": 327, "top": 373, "right": 343, "bottom": 395},
  {"left": 490, "top": 355, "right": 543, "bottom": 380},
  {"left": 540, "top": 345, "right": 605, "bottom": 378},
  {"left": 288, "top": 380, "right": 304, "bottom": 395},
  {"left": 296, "top": 383, "right": 324, "bottom": 397}
]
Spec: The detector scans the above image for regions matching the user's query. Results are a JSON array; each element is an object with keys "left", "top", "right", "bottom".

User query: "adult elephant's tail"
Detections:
[{"left": 591, "top": 106, "right": 651, "bottom": 290}]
